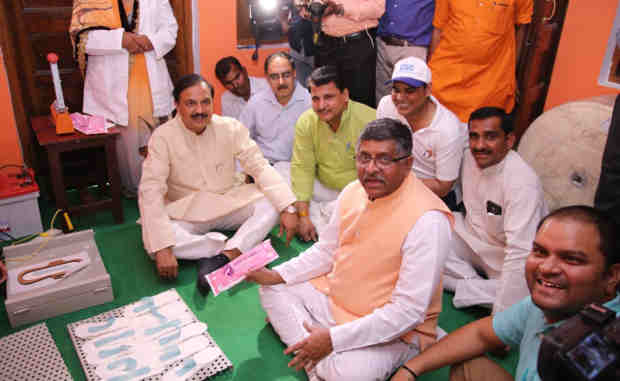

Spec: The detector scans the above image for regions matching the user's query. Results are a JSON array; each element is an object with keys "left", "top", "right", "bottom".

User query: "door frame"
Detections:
[{"left": 0, "top": 0, "right": 195, "bottom": 168}]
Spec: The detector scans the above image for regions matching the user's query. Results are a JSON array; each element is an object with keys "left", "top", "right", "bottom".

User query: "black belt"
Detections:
[
  {"left": 320, "top": 29, "right": 375, "bottom": 46},
  {"left": 380, "top": 35, "right": 416, "bottom": 47}
]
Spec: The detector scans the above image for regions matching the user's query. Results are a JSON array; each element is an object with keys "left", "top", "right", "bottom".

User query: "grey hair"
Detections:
[{"left": 356, "top": 118, "right": 413, "bottom": 156}]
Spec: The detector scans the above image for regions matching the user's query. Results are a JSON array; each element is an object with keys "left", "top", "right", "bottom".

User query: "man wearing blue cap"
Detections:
[{"left": 377, "top": 57, "right": 465, "bottom": 208}]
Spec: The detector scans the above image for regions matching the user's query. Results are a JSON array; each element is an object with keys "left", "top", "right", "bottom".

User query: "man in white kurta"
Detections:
[
  {"left": 139, "top": 74, "right": 298, "bottom": 293},
  {"left": 70, "top": 0, "right": 178, "bottom": 196},
  {"left": 215, "top": 56, "right": 270, "bottom": 119},
  {"left": 444, "top": 107, "right": 547, "bottom": 314},
  {"left": 248, "top": 119, "right": 452, "bottom": 381},
  {"left": 376, "top": 57, "right": 466, "bottom": 208}
]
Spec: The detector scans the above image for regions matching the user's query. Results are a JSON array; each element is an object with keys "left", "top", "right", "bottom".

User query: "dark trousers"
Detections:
[
  {"left": 316, "top": 29, "right": 377, "bottom": 108},
  {"left": 594, "top": 94, "right": 620, "bottom": 226}
]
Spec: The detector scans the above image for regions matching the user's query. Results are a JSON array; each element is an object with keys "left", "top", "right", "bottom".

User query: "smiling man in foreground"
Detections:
[
  {"left": 138, "top": 74, "right": 298, "bottom": 294},
  {"left": 391, "top": 205, "right": 620, "bottom": 381},
  {"left": 248, "top": 118, "right": 453, "bottom": 381}
]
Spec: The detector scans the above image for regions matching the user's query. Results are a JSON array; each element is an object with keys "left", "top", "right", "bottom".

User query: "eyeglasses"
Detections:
[
  {"left": 268, "top": 71, "right": 293, "bottom": 81},
  {"left": 356, "top": 153, "right": 410, "bottom": 169}
]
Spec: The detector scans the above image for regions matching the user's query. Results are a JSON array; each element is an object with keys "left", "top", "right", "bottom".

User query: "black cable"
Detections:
[{"left": 0, "top": 231, "right": 15, "bottom": 241}]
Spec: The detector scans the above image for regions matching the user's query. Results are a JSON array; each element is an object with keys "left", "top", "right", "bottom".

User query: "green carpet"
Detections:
[{"left": 0, "top": 191, "right": 518, "bottom": 380}]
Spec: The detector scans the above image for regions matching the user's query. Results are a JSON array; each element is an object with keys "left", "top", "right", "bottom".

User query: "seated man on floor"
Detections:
[
  {"left": 239, "top": 52, "right": 311, "bottom": 166},
  {"left": 391, "top": 205, "right": 620, "bottom": 381},
  {"left": 444, "top": 107, "right": 547, "bottom": 314},
  {"left": 377, "top": 57, "right": 466, "bottom": 209},
  {"left": 248, "top": 118, "right": 453, "bottom": 381},
  {"left": 286, "top": 65, "right": 376, "bottom": 241},
  {"left": 215, "top": 56, "right": 269, "bottom": 120},
  {"left": 138, "top": 74, "right": 298, "bottom": 294}
]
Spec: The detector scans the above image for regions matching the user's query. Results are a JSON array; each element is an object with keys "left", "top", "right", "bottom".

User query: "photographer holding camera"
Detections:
[
  {"left": 391, "top": 205, "right": 620, "bottom": 381},
  {"left": 298, "top": 0, "right": 384, "bottom": 108}
]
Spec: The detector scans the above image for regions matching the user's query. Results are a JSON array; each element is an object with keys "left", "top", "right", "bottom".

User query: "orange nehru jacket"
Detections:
[{"left": 311, "top": 173, "right": 453, "bottom": 349}]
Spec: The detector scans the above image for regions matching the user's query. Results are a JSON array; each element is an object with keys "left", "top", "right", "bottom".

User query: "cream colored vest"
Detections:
[{"left": 311, "top": 173, "right": 453, "bottom": 349}]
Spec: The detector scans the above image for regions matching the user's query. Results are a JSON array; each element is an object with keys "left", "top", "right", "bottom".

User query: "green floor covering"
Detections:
[{"left": 0, "top": 191, "right": 518, "bottom": 380}]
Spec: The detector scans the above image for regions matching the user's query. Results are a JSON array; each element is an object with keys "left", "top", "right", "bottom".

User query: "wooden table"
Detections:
[{"left": 32, "top": 116, "right": 124, "bottom": 224}]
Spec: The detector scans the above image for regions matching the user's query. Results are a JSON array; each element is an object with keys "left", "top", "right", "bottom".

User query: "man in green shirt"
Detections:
[{"left": 276, "top": 65, "right": 376, "bottom": 241}]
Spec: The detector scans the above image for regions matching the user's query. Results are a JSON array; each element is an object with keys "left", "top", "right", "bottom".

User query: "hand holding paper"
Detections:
[{"left": 205, "top": 240, "right": 279, "bottom": 296}]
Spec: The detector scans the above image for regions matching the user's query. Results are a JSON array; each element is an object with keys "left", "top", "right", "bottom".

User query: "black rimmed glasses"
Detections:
[
  {"left": 268, "top": 71, "right": 293, "bottom": 81},
  {"left": 356, "top": 153, "right": 411, "bottom": 169}
]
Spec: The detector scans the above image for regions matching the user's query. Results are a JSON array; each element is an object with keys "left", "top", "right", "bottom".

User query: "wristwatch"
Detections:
[{"left": 284, "top": 205, "right": 297, "bottom": 214}]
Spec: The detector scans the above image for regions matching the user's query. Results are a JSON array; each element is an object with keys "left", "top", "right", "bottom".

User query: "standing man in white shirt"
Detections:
[
  {"left": 215, "top": 56, "right": 270, "bottom": 119},
  {"left": 444, "top": 107, "right": 547, "bottom": 314},
  {"left": 70, "top": 0, "right": 178, "bottom": 196},
  {"left": 377, "top": 57, "right": 466, "bottom": 208},
  {"left": 248, "top": 119, "right": 453, "bottom": 381},
  {"left": 239, "top": 52, "right": 311, "bottom": 165}
]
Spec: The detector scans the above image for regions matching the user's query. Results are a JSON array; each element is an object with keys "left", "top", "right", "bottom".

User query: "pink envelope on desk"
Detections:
[{"left": 206, "top": 239, "right": 279, "bottom": 296}]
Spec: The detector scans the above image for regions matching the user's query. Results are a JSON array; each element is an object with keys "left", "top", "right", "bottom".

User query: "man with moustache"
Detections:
[
  {"left": 215, "top": 56, "right": 270, "bottom": 119},
  {"left": 288, "top": 65, "right": 376, "bottom": 241},
  {"left": 390, "top": 205, "right": 620, "bottom": 381},
  {"left": 239, "top": 52, "right": 311, "bottom": 165},
  {"left": 248, "top": 119, "right": 453, "bottom": 381},
  {"left": 377, "top": 57, "right": 465, "bottom": 208},
  {"left": 443, "top": 107, "right": 547, "bottom": 314},
  {"left": 138, "top": 74, "right": 298, "bottom": 295}
]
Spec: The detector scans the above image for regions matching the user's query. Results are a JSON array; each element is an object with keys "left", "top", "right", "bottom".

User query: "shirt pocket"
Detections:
[
  {"left": 480, "top": 0, "right": 514, "bottom": 36},
  {"left": 484, "top": 208, "right": 506, "bottom": 242}
]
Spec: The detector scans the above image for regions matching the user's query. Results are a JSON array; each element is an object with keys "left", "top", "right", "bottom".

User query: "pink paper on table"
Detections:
[
  {"left": 70, "top": 113, "right": 107, "bottom": 135},
  {"left": 205, "top": 239, "right": 279, "bottom": 296}
]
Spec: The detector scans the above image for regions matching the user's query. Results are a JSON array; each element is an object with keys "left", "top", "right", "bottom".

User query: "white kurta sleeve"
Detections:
[
  {"left": 494, "top": 182, "right": 546, "bottom": 314},
  {"left": 85, "top": 28, "right": 125, "bottom": 55},
  {"left": 143, "top": 0, "right": 178, "bottom": 60},
  {"left": 233, "top": 120, "right": 296, "bottom": 212},
  {"left": 329, "top": 211, "right": 452, "bottom": 353},
  {"left": 274, "top": 195, "right": 343, "bottom": 283},
  {"left": 138, "top": 133, "right": 176, "bottom": 257}
]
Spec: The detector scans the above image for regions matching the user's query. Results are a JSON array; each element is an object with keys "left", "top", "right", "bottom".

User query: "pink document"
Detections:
[
  {"left": 70, "top": 113, "right": 107, "bottom": 135},
  {"left": 205, "top": 239, "right": 279, "bottom": 296}
]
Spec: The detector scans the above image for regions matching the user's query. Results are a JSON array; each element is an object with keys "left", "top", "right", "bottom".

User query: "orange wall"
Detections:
[
  {"left": 198, "top": 3, "right": 284, "bottom": 114},
  {"left": 2, "top": 2, "right": 616, "bottom": 162},
  {"left": 545, "top": 0, "right": 620, "bottom": 110},
  {"left": 0, "top": 49, "right": 23, "bottom": 166}
]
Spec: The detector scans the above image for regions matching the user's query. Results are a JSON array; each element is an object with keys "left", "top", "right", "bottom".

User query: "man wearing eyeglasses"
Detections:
[
  {"left": 248, "top": 118, "right": 453, "bottom": 381},
  {"left": 239, "top": 52, "right": 311, "bottom": 165}
]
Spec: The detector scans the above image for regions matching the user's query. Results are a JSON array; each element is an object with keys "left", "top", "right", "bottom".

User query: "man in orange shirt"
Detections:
[{"left": 428, "top": 0, "right": 533, "bottom": 123}]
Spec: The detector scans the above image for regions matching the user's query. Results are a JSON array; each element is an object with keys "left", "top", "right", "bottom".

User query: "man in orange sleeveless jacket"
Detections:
[{"left": 248, "top": 118, "right": 453, "bottom": 381}]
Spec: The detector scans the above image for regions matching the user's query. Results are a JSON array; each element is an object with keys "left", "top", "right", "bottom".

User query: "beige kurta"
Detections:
[{"left": 138, "top": 114, "right": 296, "bottom": 254}]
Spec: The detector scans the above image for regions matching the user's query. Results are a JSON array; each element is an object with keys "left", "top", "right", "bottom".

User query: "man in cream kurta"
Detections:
[
  {"left": 248, "top": 119, "right": 453, "bottom": 381},
  {"left": 444, "top": 107, "right": 547, "bottom": 314},
  {"left": 139, "top": 74, "right": 298, "bottom": 293}
]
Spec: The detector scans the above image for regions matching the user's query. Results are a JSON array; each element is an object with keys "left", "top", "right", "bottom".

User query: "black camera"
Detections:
[
  {"left": 305, "top": 0, "right": 327, "bottom": 22},
  {"left": 294, "top": 0, "right": 327, "bottom": 44},
  {"left": 538, "top": 303, "right": 620, "bottom": 381}
]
